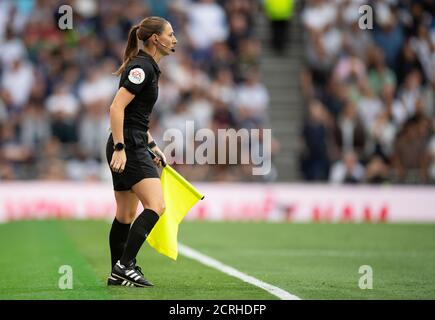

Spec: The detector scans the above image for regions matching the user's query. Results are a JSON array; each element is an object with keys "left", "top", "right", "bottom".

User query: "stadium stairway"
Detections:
[{"left": 256, "top": 6, "right": 304, "bottom": 181}]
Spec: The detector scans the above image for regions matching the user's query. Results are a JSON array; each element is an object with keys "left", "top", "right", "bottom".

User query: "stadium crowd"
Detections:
[
  {"left": 299, "top": 0, "right": 435, "bottom": 184},
  {"left": 0, "top": 0, "right": 274, "bottom": 182}
]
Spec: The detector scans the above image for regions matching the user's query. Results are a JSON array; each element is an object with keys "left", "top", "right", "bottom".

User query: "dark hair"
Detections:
[{"left": 114, "top": 16, "right": 169, "bottom": 76}]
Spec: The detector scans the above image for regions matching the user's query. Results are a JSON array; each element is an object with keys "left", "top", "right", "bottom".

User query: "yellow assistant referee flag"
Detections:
[{"left": 146, "top": 165, "right": 204, "bottom": 260}]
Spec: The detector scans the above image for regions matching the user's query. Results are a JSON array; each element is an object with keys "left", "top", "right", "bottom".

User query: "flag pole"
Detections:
[{"left": 147, "top": 146, "right": 167, "bottom": 167}]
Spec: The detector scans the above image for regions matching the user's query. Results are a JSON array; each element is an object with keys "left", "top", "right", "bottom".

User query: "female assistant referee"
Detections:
[{"left": 106, "top": 17, "right": 177, "bottom": 287}]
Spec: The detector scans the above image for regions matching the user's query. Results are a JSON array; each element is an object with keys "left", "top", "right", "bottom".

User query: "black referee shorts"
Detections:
[{"left": 106, "top": 128, "right": 160, "bottom": 191}]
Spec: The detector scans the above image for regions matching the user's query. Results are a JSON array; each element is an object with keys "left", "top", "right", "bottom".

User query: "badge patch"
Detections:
[{"left": 128, "top": 68, "right": 145, "bottom": 84}]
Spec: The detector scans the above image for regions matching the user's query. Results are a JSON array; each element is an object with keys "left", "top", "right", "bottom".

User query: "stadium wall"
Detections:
[{"left": 0, "top": 182, "right": 434, "bottom": 223}]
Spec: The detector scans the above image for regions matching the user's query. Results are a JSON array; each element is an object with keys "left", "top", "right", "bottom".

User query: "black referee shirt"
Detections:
[{"left": 120, "top": 50, "right": 161, "bottom": 131}]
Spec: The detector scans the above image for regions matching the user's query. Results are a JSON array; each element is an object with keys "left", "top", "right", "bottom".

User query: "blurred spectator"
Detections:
[
  {"left": 236, "top": 38, "right": 261, "bottom": 77},
  {"left": 302, "top": 0, "right": 337, "bottom": 33},
  {"left": 1, "top": 58, "right": 34, "bottom": 112},
  {"left": 398, "top": 69, "right": 424, "bottom": 117},
  {"left": 317, "top": 78, "right": 347, "bottom": 119},
  {"left": 367, "top": 46, "right": 397, "bottom": 96},
  {"left": 0, "top": 26, "right": 27, "bottom": 67},
  {"left": 381, "top": 83, "right": 407, "bottom": 129},
  {"left": 332, "top": 100, "right": 366, "bottom": 160},
  {"left": 0, "top": 122, "right": 32, "bottom": 178},
  {"left": 207, "top": 41, "right": 236, "bottom": 77},
  {"left": 37, "top": 138, "right": 66, "bottom": 181},
  {"left": 78, "top": 65, "right": 117, "bottom": 109},
  {"left": 356, "top": 81, "right": 383, "bottom": 132},
  {"left": 426, "top": 122, "right": 435, "bottom": 184},
  {"left": 329, "top": 151, "right": 365, "bottom": 184},
  {"left": 373, "top": 3, "right": 404, "bottom": 69},
  {"left": 0, "top": 96, "right": 7, "bottom": 125},
  {"left": 300, "top": 100, "right": 331, "bottom": 181},
  {"left": 209, "top": 68, "right": 236, "bottom": 106},
  {"left": 366, "top": 110, "right": 397, "bottom": 161},
  {"left": 332, "top": 52, "right": 366, "bottom": 86},
  {"left": 153, "top": 73, "right": 180, "bottom": 118},
  {"left": 365, "top": 155, "right": 390, "bottom": 184},
  {"left": 186, "top": 0, "right": 228, "bottom": 62},
  {"left": 341, "top": 3, "right": 373, "bottom": 60},
  {"left": 392, "top": 116, "right": 430, "bottom": 183},
  {"left": 234, "top": 68, "right": 269, "bottom": 128},
  {"left": 410, "top": 23, "right": 434, "bottom": 83},
  {"left": 211, "top": 98, "right": 237, "bottom": 130},
  {"left": 396, "top": 37, "right": 425, "bottom": 86},
  {"left": 46, "top": 83, "right": 80, "bottom": 144},
  {"left": 263, "top": 0, "right": 295, "bottom": 55},
  {"left": 187, "top": 88, "right": 213, "bottom": 129},
  {"left": 161, "top": 94, "right": 193, "bottom": 136},
  {"left": 0, "top": 162, "right": 16, "bottom": 180},
  {"left": 20, "top": 102, "right": 51, "bottom": 155},
  {"left": 226, "top": 11, "right": 250, "bottom": 55},
  {"left": 78, "top": 104, "right": 109, "bottom": 162}
]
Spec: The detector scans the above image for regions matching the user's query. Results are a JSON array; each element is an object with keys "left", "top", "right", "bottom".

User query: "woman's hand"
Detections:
[
  {"left": 110, "top": 149, "right": 127, "bottom": 173},
  {"left": 151, "top": 146, "right": 167, "bottom": 167}
]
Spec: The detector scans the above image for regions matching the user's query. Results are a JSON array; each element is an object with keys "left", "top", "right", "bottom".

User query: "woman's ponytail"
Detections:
[{"left": 113, "top": 25, "right": 140, "bottom": 76}]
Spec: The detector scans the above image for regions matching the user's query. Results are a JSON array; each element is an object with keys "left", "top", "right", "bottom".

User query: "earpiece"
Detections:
[{"left": 157, "top": 39, "right": 175, "bottom": 52}]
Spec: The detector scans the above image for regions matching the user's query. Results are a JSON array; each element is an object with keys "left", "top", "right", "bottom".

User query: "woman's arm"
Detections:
[
  {"left": 109, "top": 87, "right": 135, "bottom": 173},
  {"left": 110, "top": 87, "right": 135, "bottom": 145},
  {"left": 147, "top": 131, "right": 167, "bottom": 166},
  {"left": 147, "top": 131, "right": 154, "bottom": 146}
]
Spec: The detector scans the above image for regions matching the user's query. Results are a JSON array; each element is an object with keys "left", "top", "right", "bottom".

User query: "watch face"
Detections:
[{"left": 114, "top": 143, "right": 125, "bottom": 151}]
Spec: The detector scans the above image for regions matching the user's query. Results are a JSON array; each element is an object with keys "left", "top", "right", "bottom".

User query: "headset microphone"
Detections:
[{"left": 157, "top": 40, "right": 175, "bottom": 52}]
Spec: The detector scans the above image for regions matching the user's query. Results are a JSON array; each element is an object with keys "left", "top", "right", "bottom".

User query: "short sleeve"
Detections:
[{"left": 121, "top": 61, "right": 153, "bottom": 95}]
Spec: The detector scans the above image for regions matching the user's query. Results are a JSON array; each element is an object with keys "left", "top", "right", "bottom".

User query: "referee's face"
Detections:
[{"left": 159, "top": 23, "right": 177, "bottom": 55}]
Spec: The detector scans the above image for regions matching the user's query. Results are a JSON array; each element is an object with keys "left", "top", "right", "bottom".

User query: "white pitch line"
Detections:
[{"left": 178, "top": 243, "right": 301, "bottom": 300}]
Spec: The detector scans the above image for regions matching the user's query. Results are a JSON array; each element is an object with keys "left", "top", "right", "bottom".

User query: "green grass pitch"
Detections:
[{"left": 0, "top": 220, "right": 434, "bottom": 299}]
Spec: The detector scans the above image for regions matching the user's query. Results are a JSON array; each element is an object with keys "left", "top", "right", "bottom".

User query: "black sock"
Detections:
[
  {"left": 120, "top": 209, "right": 159, "bottom": 266},
  {"left": 109, "top": 218, "right": 131, "bottom": 269}
]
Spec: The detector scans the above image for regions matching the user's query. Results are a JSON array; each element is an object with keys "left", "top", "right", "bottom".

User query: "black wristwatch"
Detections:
[
  {"left": 113, "top": 143, "right": 126, "bottom": 151},
  {"left": 148, "top": 141, "right": 156, "bottom": 149}
]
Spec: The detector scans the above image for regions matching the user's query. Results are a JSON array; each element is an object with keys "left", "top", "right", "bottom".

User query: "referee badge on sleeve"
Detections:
[{"left": 128, "top": 68, "right": 145, "bottom": 84}]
